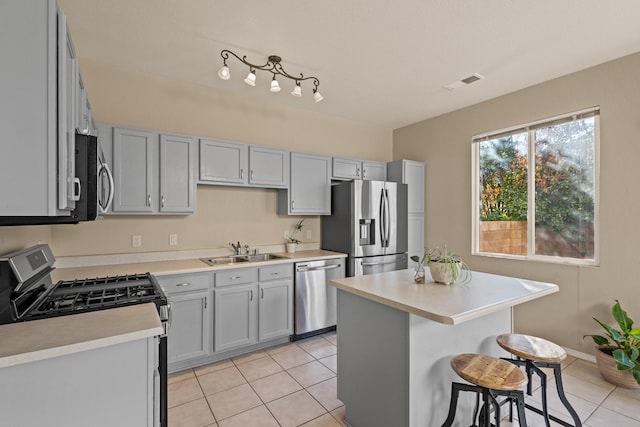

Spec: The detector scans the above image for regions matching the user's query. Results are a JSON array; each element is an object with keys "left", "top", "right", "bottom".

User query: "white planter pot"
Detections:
[
  {"left": 429, "top": 262, "right": 461, "bottom": 285},
  {"left": 286, "top": 243, "right": 298, "bottom": 253}
]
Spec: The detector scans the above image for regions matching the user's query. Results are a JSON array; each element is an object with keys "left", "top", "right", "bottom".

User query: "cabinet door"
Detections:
[
  {"left": 259, "top": 280, "right": 293, "bottom": 341},
  {"left": 199, "top": 139, "right": 248, "bottom": 184},
  {"left": 332, "top": 157, "right": 361, "bottom": 180},
  {"left": 167, "top": 290, "right": 210, "bottom": 364},
  {"left": 113, "top": 127, "right": 155, "bottom": 212},
  {"left": 57, "top": 11, "right": 78, "bottom": 211},
  {"left": 160, "top": 134, "right": 195, "bottom": 213},
  {"left": 404, "top": 161, "right": 425, "bottom": 214},
  {"left": 362, "top": 161, "right": 387, "bottom": 181},
  {"left": 408, "top": 213, "right": 425, "bottom": 263},
  {"left": 249, "top": 146, "right": 289, "bottom": 188},
  {"left": 214, "top": 285, "right": 257, "bottom": 352},
  {"left": 287, "top": 152, "right": 331, "bottom": 215}
]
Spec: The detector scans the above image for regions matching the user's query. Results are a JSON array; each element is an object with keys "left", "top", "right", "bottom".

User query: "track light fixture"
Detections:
[{"left": 218, "top": 49, "right": 323, "bottom": 103}]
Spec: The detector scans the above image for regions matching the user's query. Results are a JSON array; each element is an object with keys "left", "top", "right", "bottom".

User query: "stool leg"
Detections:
[
  {"left": 481, "top": 389, "right": 491, "bottom": 427},
  {"left": 552, "top": 363, "right": 582, "bottom": 427},
  {"left": 514, "top": 390, "right": 528, "bottom": 427},
  {"left": 442, "top": 383, "right": 461, "bottom": 427},
  {"left": 530, "top": 363, "right": 551, "bottom": 427},
  {"left": 471, "top": 391, "right": 480, "bottom": 427},
  {"left": 488, "top": 391, "right": 500, "bottom": 427}
]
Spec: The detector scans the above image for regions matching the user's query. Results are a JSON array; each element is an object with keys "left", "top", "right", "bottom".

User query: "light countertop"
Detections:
[
  {"left": 0, "top": 303, "right": 163, "bottom": 368},
  {"left": 51, "top": 249, "right": 346, "bottom": 282},
  {"left": 330, "top": 268, "right": 558, "bottom": 325}
]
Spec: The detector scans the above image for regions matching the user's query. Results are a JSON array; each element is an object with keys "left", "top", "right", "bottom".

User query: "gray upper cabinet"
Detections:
[
  {"left": 109, "top": 125, "right": 196, "bottom": 214},
  {"left": 160, "top": 134, "right": 196, "bottom": 213},
  {"left": 332, "top": 157, "right": 387, "bottom": 181},
  {"left": 113, "top": 127, "right": 155, "bottom": 213},
  {"left": 249, "top": 146, "right": 289, "bottom": 188},
  {"left": 199, "top": 139, "right": 248, "bottom": 184},
  {"left": 199, "top": 139, "right": 289, "bottom": 189},
  {"left": 0, "top": 1, "right": 85, "bottom": 217},
  {"left": 278, "top": 152, "right": 331, "bottom": 215}
]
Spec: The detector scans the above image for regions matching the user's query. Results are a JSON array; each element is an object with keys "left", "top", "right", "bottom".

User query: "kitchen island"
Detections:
[{"left": 330, "top": 269, "right": 558, "bottom": 427}]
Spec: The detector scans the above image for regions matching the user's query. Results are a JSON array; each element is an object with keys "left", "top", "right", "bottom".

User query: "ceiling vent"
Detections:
[{"left": 444, "top": 73, "right": 485, "bottom": 91}]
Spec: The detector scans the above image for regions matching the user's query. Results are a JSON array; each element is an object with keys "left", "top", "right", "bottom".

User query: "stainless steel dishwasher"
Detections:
[{"left": 293, "top": 258, "right": 345, "bottom": 339}]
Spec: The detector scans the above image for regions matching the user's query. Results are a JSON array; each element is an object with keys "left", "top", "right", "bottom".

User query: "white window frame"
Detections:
[{"left": 471, "top": 107, "right": 600, "bottom": 266}]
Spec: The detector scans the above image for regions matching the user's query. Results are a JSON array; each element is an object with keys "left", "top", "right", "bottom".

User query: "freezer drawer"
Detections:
[
  {"left": 349, "top": 253, "right": 408, "bottom": 277},
  {"left": 294, "top": 258, "right": 345, "bottom": 336}
]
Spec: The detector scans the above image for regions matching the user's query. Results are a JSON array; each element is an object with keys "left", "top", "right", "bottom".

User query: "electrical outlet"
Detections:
[
  {"left": 132, "top": 235, "right": 142, "bottom": 248},
  {"left": 169, "top": 234, "right": 178, "bottom": 246},
  {"left": 306, "top": 230, "right": 312, "bottom": 239}
]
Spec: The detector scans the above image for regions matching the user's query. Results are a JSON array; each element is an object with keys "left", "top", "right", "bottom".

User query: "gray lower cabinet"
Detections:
[
  {"left": 213, "top": 264, "right": 293, "bottom": 352},
  {"left": 278, "top": 152, "right": 331, "bottom": 215},
  {"left": 156, "top": 272, "right": 212, "bottom": 367},
  {"left": 258, "top": 264, "right": 293, "bottom": 341},
  {"left": 0, "top": 337, "right": 159, "bottom": 427}
]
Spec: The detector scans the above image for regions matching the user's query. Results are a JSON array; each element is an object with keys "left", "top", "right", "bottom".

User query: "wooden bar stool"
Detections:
[
  {"left": 442, "top": 353, "right": 528, "bottom": 427},
  {"left": 497, "top": 333, "right": 582, "bottom": 427}
]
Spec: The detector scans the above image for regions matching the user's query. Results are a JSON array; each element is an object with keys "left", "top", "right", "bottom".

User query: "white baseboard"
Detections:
[{"left": 564, "top": 347, "right": 596, "bottom": 363}]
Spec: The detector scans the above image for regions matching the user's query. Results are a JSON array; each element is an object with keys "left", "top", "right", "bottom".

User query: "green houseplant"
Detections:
[
  {"left": 584, "top": 300, "right": 640, "bottom": 388},
  {"left": 410, "top": 247, "right": 471, "bottom": 285},
  {"left": 285, "top": 219, "right": 304, "bottom": 253}
]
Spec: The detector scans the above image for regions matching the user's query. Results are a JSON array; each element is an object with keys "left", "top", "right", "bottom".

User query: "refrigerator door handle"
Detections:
[
  {"left": 379, "top": 189, "right": 388, "bottom": 247},
  {"left": 384, "top": 189, "right": 391, "bottom": 247}
]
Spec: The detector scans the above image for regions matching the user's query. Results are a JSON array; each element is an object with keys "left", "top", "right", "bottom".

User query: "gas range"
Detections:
[{"left": 0, "top": 244, "right": 170, "bottom": 427}]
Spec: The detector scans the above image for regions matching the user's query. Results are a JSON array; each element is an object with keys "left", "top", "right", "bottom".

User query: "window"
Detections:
[{"left": 472, "top": 108, "right": 599, "bottom": 265}]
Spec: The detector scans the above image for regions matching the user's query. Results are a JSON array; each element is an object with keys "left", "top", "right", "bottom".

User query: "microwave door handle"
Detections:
[{"left": 99, "top": 163, "right": 115, "bottom": 213}]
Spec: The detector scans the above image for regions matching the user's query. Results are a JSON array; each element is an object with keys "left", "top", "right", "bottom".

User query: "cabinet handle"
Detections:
[
  {"left": 147, "top": 194, "right": 151, "bottom": 206},
  {"left": 251, "top": 170, "right": 254, "bottom": 181},
  {"left": 291, "top": 200, "right": 295, "bottom": 211},
  {"left": 356, "top": 167, "right": 360, "bottom": 177},
  {"left": 176, "top": 283, "right": 191, "bottom": 287},
  {"left": 229, "top": 276, "right": 241, "bottom": 280},
  {"left": 270, "top": 272, "right": 279, "bottom": 276},
  {"left": 204, "top": 296, "right": 208, "bottom": 309},
  {"left": 261, "top": 288, "right": 264, "bottom": 299},
  {"left": 241, "top": 169, "right": 244, "bottom": 179},
  {"left": 161, "top": 195, "right": 165, "bottom": 208},
  {"left": 363, "top": 169, "right": 367, "bottom": 179},
  {"left": 250, "top": 290, "right": 253, "bottom": 301}
]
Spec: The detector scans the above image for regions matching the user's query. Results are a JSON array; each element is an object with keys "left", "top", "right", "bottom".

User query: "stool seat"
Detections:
[
  {"left": 497, "top": 333, "right": 566, "bottom": 362},
  {"left": 451, "top": 353, "right": 528, "bottom": 391}
]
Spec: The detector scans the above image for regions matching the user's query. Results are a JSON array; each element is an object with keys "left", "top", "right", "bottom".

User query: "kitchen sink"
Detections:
[
  {"left": 201, "top": 253, "right": 286, "bottom": 266},
  {"left": 201, "top": 256, "right": 250, "bottom": 266},
  {"left": 239, "top": 254, "right": 287, "bottom": 262}
]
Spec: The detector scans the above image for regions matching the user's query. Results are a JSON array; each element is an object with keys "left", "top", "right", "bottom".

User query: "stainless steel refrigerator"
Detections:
[{"left": 322, "top": 180, "right": 408, "bottom": 276}]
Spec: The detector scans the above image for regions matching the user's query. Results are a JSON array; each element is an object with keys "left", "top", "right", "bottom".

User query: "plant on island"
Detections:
[{"left": 410, "top": 246, "right": 471, "bottom": 285}]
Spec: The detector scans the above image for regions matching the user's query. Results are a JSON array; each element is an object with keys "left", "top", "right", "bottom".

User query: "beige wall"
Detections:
[
  {"left": 1, "top": 59, "right": 392, "bottom": 256},
  {"left": 393, "top": 51, "right": 640, "bottom": 355}
]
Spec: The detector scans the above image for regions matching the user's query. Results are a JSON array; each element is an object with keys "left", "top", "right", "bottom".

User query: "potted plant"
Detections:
[
  {"left": 410, "top": 246, "right": 471, "bottom": 285},
  {"left": 584, "top": 300, "right": 640, "bottom": 389},
  {"left": 285, "top": 219, "right": 304, "bottom": 253}
]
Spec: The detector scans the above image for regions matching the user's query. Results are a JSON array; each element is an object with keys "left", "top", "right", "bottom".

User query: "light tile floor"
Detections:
[{"left": 168, "top": 332, "right": 640, "bottom": 427}]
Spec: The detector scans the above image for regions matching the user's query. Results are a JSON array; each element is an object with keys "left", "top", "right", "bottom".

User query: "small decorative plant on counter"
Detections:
[
  {"left": 410, "top": 246, "right": 471, "bottom": 285},
  {"left": 285, "top": 219, "right": 305, "bottom": 253},
  {"left": 584, "top": 300, "right": 640, "bottom": 388}
]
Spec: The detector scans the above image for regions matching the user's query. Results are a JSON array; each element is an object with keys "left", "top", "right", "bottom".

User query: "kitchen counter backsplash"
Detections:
[{"left": 54, "top": 242, "right": 321, "bottom": 269}]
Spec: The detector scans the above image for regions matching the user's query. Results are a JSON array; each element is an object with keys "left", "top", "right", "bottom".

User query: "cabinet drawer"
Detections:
[
  {"left": 156, "top": 273, "right": 211, "bottom": 294},
  {"left": 258, "top": 264, "right": 293, "bottom": 282},
  {"left": 215, "top": 268, "right": 258, "bottom": 287}
]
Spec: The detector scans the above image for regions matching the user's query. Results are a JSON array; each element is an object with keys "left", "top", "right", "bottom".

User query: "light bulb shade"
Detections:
[
  {"left": 270, "top": 79, "right": 281, "bottom": 93},
  {"left": 244, "top": 72, "right": 256, "bottom": 86},
  {"left": 291, "top": 85, "right": 302, "bottom": 97},
  {"left": 313, "top": 90, "right": 324, "bottom": 103},
  {"left": 217, "top": 65, "right": 230, "bottom": 80}
]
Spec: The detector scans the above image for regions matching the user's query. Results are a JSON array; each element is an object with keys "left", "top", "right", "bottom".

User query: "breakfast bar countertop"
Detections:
[{"left": 330, "top": 268, "right": 559, "bottom": 325}]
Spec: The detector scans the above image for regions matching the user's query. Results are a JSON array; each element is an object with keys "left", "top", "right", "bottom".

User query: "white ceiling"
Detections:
[{"left": 58, "top": 0, "right": 640, "bottom": 129}]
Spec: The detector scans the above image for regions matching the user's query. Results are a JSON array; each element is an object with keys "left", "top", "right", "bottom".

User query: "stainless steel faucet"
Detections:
[{"left": 229, "top": 241, "right": 241, "bottom": 255}]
